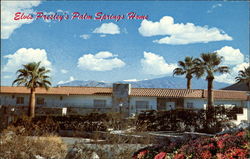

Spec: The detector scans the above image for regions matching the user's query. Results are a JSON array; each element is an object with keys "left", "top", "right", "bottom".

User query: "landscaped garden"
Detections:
[
  {"left": 1, "top": 107, "right": 249, "bottom": 159},
  {"left": 133, "top": 130, "right": 250, "bottom": 159}
]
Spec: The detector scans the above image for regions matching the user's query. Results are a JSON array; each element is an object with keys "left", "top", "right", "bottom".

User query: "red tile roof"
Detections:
[
  {"left": 203, "top": 90, "right": 248, "bottom": 100},
  {"left": 0, "top": 86, "right": 112, "bottom": 96},
  {"left": 0, "top": 86, "right": 248, "bottom": 100},
  {"left": 130, "top": 88, "right": 204, "bottom": 98}
]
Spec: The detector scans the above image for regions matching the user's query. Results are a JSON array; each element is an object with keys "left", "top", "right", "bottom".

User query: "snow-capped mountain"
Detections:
[{"left": 57, "top": 76, "right": 229, "bottom": 89}]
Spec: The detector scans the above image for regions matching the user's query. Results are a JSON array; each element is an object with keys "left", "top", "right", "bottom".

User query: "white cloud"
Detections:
[
  {"left": 3, "top": 48, "right": 52, "bottom": 72},
  {"left": 1, "top": 1, "right": 41, "bottom": 39},
  {"left": 93, "top": 23, "right": 120, "bottom": 35},
  {"left": 95, "top": 51, "right": 115, "bottom": 58},
  {"left": 60, "top": 69, "right": 68, "bottom": 74},
  {"left": 215, "top": 62, "right": 249, "bottom": 84},
  {"left": 214, "top": 46, "right": 248, "bottom": 84},
  {"left": 141, "top": 51, "right": 177, "bottom": 75},
  {"left": 56, "top": 9, "right": 69, "bottom": 14},
  {"left": 80, "top": 34, "right": 91, "bottom": 40},
  {"left": 77, "top": 51, "right": 125, "bottom": 71},
  {"left": 138, "top": 16, "right": 232, "bottom": 45},
  {"left": 3, "top": 75, "right": 12, "bottom": 79},
  {"left": 123, "top": 79, "right": 138, "bottom": 82},
  {"left": 212, "top": 4, "right": 222, "bottom": 8},
  {"left": 100, "top": 34, "right": 107, "bottom": 37},
  {"left": 207, "top": 4, "right": 222, "bottom": 13},
  {"left": 216, "top": 46, "right": 244, "bottom": 65},
  {"left": 58, "top": 76, "right": 75, "bottom": 85}
]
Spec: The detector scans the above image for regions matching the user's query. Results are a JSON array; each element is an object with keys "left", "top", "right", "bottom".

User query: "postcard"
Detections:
[{"left": 0, "top": 1, "right": 249, "bottom": 159}]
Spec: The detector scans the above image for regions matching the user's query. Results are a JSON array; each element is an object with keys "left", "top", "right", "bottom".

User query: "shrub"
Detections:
[
  {"left": 10, "top": 113, "right": 113, "bottom": 135},
  {"left": 0, "top": 127, "right": 67, "bottom": 159},
  {"left": 66, "top": 141, "right": 144, "bottom": 159},
  {"left": 133, "top": 129, "right": 250, "bottom": 159},
  {"left": 136, "top": 108, "right": 232, "bottom": 134}
]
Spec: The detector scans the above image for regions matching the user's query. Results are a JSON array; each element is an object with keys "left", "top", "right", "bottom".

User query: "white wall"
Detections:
[
  {"left": 56, "top": 95, "right": 112, "bottom": 108},
  {"left": 1, "top": 93, "right": 248, "bottom": 119},
  {"left": 245, "top": 101, "right": 250, "bottom": 122},
  {"left": 184, "top": 98, "right": 244, "bottom": 109},
  {"left": 214, "top": 100, "right": 242, "bottom": 107},
  {"left": 0, "top": 93, "right": 112, "bottom": 108},
  {"left": 184, "top": 98, "right": 206, "bottom": 109},
  {"left": 0, "top": 94, "right": 29, "bottom": 106},
  {"left": 129, "top": 96, "right": 157, "bottom": 114}
]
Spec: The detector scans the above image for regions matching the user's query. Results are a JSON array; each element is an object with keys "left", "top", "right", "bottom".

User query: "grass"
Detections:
[{"left": 0, "top": 126, "right": 67, "bottom": 159}]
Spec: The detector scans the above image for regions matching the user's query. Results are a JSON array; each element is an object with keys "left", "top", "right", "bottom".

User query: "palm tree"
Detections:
[
  {"left": 235, "top": 66, "right": 250, "bottom": 90},
  {"left": 195, "top": 53, "right": 229, "bottom": 109},
  {"left": 173, "top": 56, "right": 197, "bottom": 89},
  {"left": 12, "top": 62, "right": 51, "bottom": 118}
]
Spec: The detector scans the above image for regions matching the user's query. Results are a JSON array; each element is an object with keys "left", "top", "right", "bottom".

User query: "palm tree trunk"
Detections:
[
  {"left": 207, "top": 77, "right": 214, "bottom": 109},
  {"left": 187, "top": 78, "right": 192, "bottom": 89},
  {"left": 28, "top": 88, "right": 36, "bottom": 118}
]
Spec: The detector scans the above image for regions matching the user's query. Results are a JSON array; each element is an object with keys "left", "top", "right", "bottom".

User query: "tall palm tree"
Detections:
[
  {"left": 195, "top": 53, "right": 229, "bottom": 109},
  {"left": 235, "top": 66, "right": 250, "bottom": 90},
  {"left": 173, "top": 56, "right": 196, "bottom": 89},
  {"left": 12, "top": 62, "right": 51, "bottom": 118}
]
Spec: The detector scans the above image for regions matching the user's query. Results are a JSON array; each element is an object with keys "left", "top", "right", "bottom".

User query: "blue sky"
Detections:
[{"left": 1, "top": 1, "right": 249, "bottom": 86}]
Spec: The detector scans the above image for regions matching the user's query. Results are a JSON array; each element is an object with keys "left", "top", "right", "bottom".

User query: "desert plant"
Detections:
[
  {"left": 11, "top": 116, "right": 59, "bottom": 136},
  {"left": 135, "top": 109, "right": 232, "bottom": 134},
  {"left": 194, "top": 53, "right": 229, "bottom": 109},
  {"left": 11, "top": 114, "right": 109, "bottom": 135},
  {"left": 12, "top": 62, "right": 51, "bottom": 118},
  {"left": 0, "top": 127, "right": 67, "bottom": 159},
  {"left": 173, "top": 56, "right": 197, "bottom": 89},
  {"left": 67, "top": 139, "right": 146, "bottom": 159},
  {"left": 236, "top": 66, "right": 250, "bottom": 90}
]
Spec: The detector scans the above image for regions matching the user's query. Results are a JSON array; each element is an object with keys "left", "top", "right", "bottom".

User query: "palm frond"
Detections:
[
  {"left": 215, "top": 66, "right": 230, "bottom": 73},
  {"left": 235, "top": 66, "right": 250, "bottom": 83},
  {"left": 173, "top": 68, "right": 185, "bottom": 76},
  {"left": 12, "top": 61, "right": 51, "bottom": 90}
]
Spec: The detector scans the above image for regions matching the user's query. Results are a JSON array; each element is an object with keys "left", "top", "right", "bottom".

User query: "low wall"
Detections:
[{"left": 67, "top": 107, "right": 114, "bottom": 115}]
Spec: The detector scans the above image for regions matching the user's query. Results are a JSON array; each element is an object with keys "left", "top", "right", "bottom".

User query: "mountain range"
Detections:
[{"left": 57, "top": 76, "right": 229, "bottom": 89}]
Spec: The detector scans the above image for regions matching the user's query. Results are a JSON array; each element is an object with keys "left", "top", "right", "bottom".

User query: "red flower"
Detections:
[
  {"left": 154, "top": 152, "right": 167, "bottom": 159},
  {"left": 173, "top": 153, "right": 185, "bottom": 159},
  {"left": 201, "top": 150, "right": 212, "bottom": 159},
  {"left": 203, "top": 143, "right": 215, "bottom": 150},
  {"left": 217, "top": 140, "right": 224, "bottom": 149},
  {"left": 225, "top": 148, "right": 248, "bottom": 158},
  {"left": 137, "top": 150, "right": 148, "bottom": 159},
  {"left": 223, "top": 133, "right": 230, "bottom": 137},
  {"left": 236, "top": 131, "right": 245, "bottom": 137},
  {"left": 216, "top": 153, "right": 226, "bottom": 159}
]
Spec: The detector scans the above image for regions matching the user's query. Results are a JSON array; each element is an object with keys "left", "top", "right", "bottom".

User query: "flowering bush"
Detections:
[
  {"left": 133, "top": 130, "right": 249, "bottom": 159},
  {"left": 154, "top": 152, "right": 167, "bottom": 159}
]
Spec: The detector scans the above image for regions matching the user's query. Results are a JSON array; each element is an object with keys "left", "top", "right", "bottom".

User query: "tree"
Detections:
[
  {"left": 195, "top": 53, "right": 229, "bottom": 109},
  {"left": 235, "top": 66, "right": 250, "bottom": 90},
  {"left": 12, "top": 62, "right": 51, "bottom": 118},
  {"left": 173, "top": 56, "right": 197, "bottom": 89}
]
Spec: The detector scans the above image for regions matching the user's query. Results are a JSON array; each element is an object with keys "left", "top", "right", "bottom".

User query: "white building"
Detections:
[{"left": 0, "top": 84, "right": 249, "bottom": 122}]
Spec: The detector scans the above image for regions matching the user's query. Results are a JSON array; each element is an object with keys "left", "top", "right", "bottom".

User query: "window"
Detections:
[
  {"left": 94, "top": 100, "right": 106, "bottom": 107},
  {"left": 187, "top": 102, "right": 194, "bottom": 108},
  {"left": 36, "top": 97, "right": 45, "bottom": 105},
  {"left": 136, "top": 101, "right": 149, "bottom": 109},
  {"left": 16, "top": 97, "right": 24, "bottom": 104}
]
